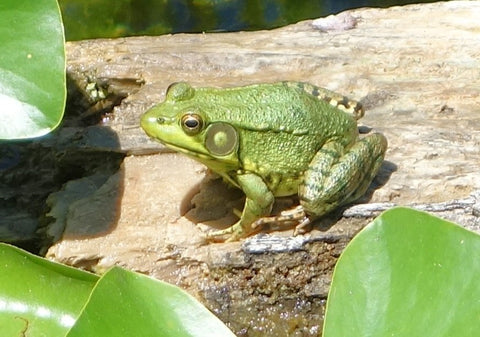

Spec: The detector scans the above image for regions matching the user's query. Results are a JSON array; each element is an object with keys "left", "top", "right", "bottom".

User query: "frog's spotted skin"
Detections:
[
  {"left": 283, "top": 81, "right": 365, "bottom": 120},
  {"left": 141, "top": 81, "right": 387, "bottom": 242}
]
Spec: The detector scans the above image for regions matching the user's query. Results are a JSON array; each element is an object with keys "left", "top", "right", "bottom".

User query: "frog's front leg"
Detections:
[
  {"left": 206, "top": 173, "right": 274, "bottom": 242},
  {"left": 300, "top": 133, "right": 387, "bottom": 220}
]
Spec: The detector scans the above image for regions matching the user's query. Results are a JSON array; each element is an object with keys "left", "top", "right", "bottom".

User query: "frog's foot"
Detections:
[
  {"left": 204, "top": 226, "right": 234, "bottom": 243},
  {"left": 205, "top": 222, "right": 260, "bottom": 243},
  {"left": 251, "top": 205, "right": 312, "bottom": 235}
]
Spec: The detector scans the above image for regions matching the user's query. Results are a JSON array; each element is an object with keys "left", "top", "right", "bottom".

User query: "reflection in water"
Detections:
[{"left": 60, "top": 0, "right": 439, "bottom": 40}]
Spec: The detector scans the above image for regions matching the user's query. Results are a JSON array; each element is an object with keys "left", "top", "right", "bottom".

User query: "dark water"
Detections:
[{"left": 60, "top": 0, "right": 442, "bottom": 41}]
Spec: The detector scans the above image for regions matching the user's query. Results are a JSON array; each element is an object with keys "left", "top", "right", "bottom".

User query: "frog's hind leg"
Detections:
[
  {"left": 252, "top": 134, "right": 386, "bottom": 235},
  {"left": 299, "top": 133, "right": 387, "bottom": 221},
  {"left": 343, "top": 134, "right": 388, "bottom": 204}
]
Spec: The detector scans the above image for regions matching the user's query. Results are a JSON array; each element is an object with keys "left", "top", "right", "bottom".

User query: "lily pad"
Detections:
[
  {"left": 0, "top": 0, "right": 65, "bottom": 139},
  {"left": 68, "top": 267, "right": 236, "bottom": 337},
  {"left": 0, "top": 243, "right": 97, "bottom": 336},
  {"left": 0, "top": 243, "right": 235, "bottom": 336},
  {"left": 323, "top": 207, "right": 480, "bottom": 336}
]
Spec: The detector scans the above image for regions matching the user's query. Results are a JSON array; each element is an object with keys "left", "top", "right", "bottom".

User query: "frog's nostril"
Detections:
[{"left": 157, "top": 117, "right": 166, "bottom": 124}]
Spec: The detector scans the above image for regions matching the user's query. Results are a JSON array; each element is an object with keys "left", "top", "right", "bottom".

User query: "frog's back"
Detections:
[
  {"left": 195, "top": 82, "right": 359, "bottom": 179},
  {"left": 194, "top": 82, "right": 358, "bottom": 138}
]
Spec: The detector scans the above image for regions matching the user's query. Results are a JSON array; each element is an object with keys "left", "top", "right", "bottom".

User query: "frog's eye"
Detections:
[{"left": 181, "top": 113, "right": 203, "bottom": 135}]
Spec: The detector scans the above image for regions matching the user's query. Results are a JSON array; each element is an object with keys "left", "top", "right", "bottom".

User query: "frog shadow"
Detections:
[
  {"left": 180, "top": 173, "right": 246, "bottom": 231},
  {"left": 182, "top": 160, "right": 396, "bottom": 235}
]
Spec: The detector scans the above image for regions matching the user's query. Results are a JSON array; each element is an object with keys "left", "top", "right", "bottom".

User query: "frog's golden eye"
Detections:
[{"left": 181, "top": 113, "right": 203, "bottom": 135}]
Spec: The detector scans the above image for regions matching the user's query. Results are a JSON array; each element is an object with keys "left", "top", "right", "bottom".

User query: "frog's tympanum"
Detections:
[{"left": 141, "top": 82, "right": 387, "bottom": 242}]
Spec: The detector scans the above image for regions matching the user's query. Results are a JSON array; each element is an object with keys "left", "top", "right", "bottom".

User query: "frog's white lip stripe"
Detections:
[{"left": 160, "top": 140, "right": 213, "bottom": 160}]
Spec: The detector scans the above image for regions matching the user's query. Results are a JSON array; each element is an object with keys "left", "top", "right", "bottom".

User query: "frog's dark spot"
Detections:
[
  {"left": 307, "top": 166, "right": 327, "bottom": 175},
  {"left": 340, "top": 96, "right": 351, "bottom": 108},
  {"left": 315, "top": 148, "right": 339, "bottom": 159},
  {"left": 264, "top": 174, "right": 275, "bottom": 185},
  {"left": 312, "top": 88, "right": 320, "bottom": 97},
  {"left": 354, "top": 103, "right": 363, "bottom": 113},
  {"left": 302, "top": 182, "right": 324, "bottom": 195}
]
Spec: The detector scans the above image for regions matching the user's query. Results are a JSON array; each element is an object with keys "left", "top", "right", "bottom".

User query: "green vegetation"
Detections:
[
  {"left": 324, "top": 207, "right": 480, "bottom": 336},
  {"left": 0, "top": 0, "right": 65, "bottom": 140},
  {"left": 0, "top": 243, "right": 235, "bottom": 336}
]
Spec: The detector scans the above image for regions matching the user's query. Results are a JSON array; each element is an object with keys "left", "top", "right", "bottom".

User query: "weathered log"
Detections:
[{"left": 41, "top": 2, "right": 480, "bottom": 335}]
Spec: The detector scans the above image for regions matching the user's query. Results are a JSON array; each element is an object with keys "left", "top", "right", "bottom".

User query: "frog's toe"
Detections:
[
  {"left": 204, "top": 228, "right": 233, "bottom": 242},
  {"left": 205, "top": 223, "right": 253, "bottom": 242},
  {"left": 224, "top": 233, "right": 242, "bottom": 243},
  {"left": 252, "top": 205, "right": 307, "bottom": 231},
  {"left": 204, "top": 233, "right": 227, "bottom": 243},
  {"left": 293, "top": 217, "right": 312, "bottom": 235}
]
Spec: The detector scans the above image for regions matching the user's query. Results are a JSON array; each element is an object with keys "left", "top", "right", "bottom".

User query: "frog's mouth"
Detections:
[
  {"left": 160, "top": 140, "right": 212, "bottom": 160},
  {"left": 157, "top": 138, "right": 241, "bottom": 174}
]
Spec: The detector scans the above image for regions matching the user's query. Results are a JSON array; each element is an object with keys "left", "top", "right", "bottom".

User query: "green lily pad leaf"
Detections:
[
  {"left": 323, "top": 207, "right": 480, "bottom": 336},
  {"left": 0, "top": 243, "right": 235, "bottom": 336},
  {"left": 68, "top": 266, "right": 236, "bottom": 337},
  {"left": 0, "top": 0, "right": 66, "bottom": 139},
  {"left": 0, "top": 243, "right": 98, "bottom": 336}
]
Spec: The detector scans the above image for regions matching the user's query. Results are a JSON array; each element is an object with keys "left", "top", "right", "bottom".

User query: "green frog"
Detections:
[{"left": 141, "top": 81, "right": 387, "bottom": 242}]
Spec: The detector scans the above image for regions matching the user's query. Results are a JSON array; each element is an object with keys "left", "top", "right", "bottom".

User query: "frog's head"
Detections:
[{"left": 141, "top": 82, "right": 240, "bottom": 172}]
